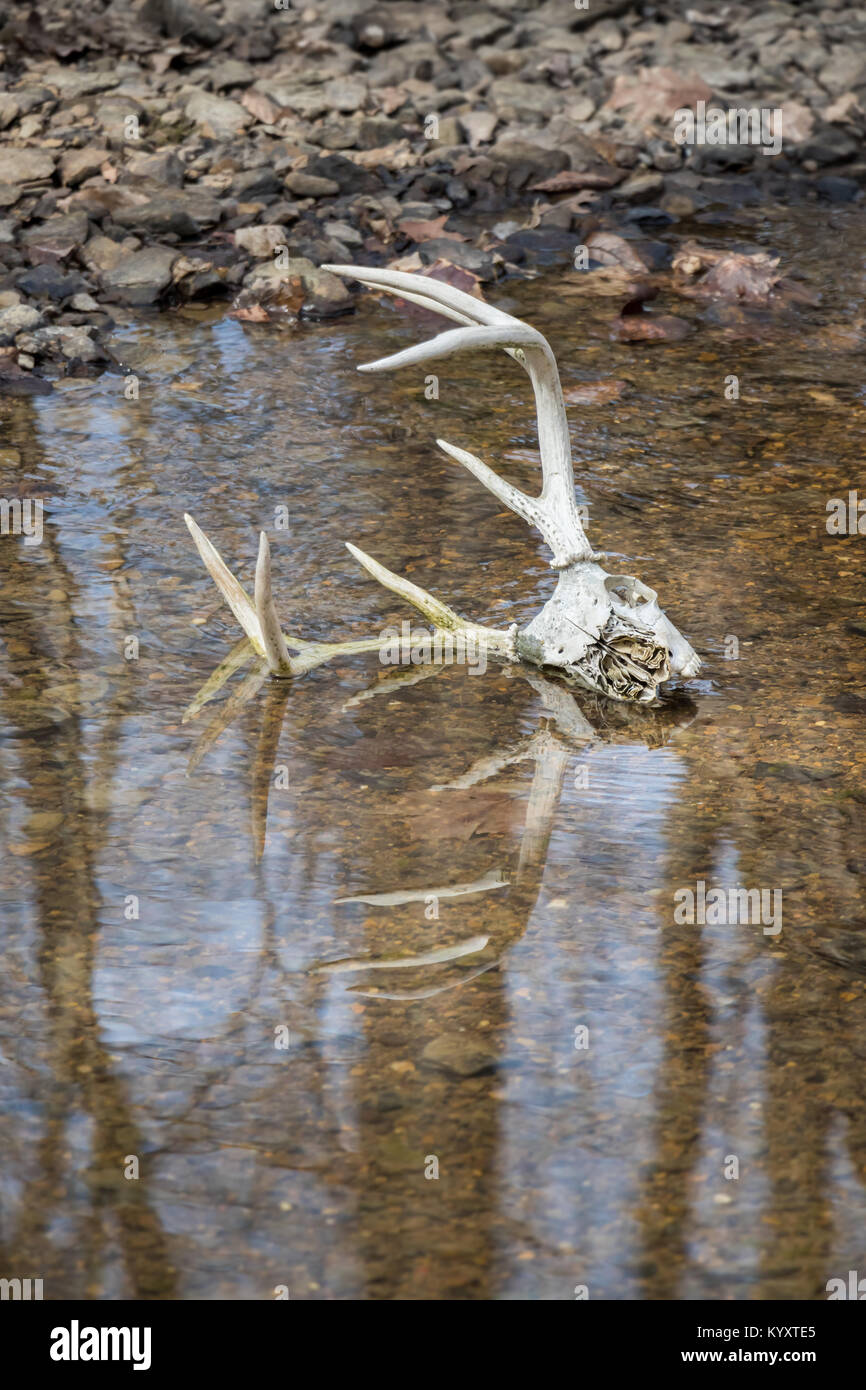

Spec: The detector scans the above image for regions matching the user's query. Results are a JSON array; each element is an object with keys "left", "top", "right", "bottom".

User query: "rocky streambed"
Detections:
[{"left": 0, "top": 0, "right": 864, "bottom": 391}]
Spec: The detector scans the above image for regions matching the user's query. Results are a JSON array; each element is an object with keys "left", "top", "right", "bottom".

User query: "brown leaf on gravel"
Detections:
[
  {"left": 380, "top": 254, "right": 486, "bottom": 316},
  {"left": 530, "top": 167, "right": 624, "bottom": 193},
  {"left": 532, "top": 189, "right": 600, "bottom": 221},
  {"left": 672, "top": 241, "right": 787, "bottom": 303},
  {"left": 352, "top": 141, "right": 417, "bottom": 170},
  {"left": 398, "top": 214, "right": 466, "bottom": 243},
  {"left": 605, "top": 67, "right": 713, "bottom": 121},
  {"left": 231, "top": 304, "right": 271, "bottom": 322},
  {"left": 563, "top": 379, "right": 628, "bottom": 405},
  {"left": 423, "top": 259, "right": 485, "bottom": 299}
]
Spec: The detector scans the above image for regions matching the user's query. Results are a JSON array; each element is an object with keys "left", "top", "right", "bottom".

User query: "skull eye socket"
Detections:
[{"left": 605, "top": 574, "right": 653, "bottom": 607}]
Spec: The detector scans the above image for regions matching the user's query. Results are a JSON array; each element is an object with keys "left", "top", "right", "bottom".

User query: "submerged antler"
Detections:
[{"left": 184, "top": 266, "right": 700, "bottom": 704}]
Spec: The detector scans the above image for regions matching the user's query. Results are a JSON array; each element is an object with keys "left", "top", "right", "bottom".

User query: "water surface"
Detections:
[{"left": 2, "top": 203, "right": 865, "bottom": 1299}]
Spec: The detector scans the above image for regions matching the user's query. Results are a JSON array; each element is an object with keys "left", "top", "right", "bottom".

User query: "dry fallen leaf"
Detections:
[
  {"left": 672, "top": 241, "right": 785, "bottom": 303},
  {"left": 605, "top": 67, "right": 713, "bottom": 121},
  {"left": 423, "top": 258, "right": 486, "bottom": 300},
  {"left": 352, "top": 141, "right": 417, "bottom": 170},
  {"left": 398, "top": 214, "right": 465, "bottom": 243},
  {"left": 231, "top": 304, "right": 271, "bottom": 322},
  {"left": 531, "top": 167, "right": 624, "bottom": 193}
]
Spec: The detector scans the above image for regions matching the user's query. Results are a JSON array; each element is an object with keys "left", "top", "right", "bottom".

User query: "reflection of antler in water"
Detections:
[
  {"left": 183, "top": 628, "right": 696, "bottom": 868},
  {"left": 313, "top": 669, "right": 696, "bottom": 1000}
]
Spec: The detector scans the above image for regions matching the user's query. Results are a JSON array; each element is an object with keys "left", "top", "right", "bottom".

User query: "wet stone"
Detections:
[
  {"left": 422, "top": 1033, "right": 499, "bottom": 1077},
  {"left": 101, "top": 245, "right": 179, "bottom": 305}
]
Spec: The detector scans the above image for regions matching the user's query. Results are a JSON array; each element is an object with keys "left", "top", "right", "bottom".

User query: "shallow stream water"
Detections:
[{"left": 1, "top": 202, "right": 865, "bottom": 1299}]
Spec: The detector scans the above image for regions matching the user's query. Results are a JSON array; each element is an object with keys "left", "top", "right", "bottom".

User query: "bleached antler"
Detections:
[
  {"left": 182, "top": 513, "right": 513, "bottom": 689},
  {"left": 323, "top": 264, "right": 593, "bottom": 570},
  {"left": 184, "top": 266, "right": 700, "bottom": 703},
  {"left": 325, "top": 265, "right": 700, "bottom": 700}
]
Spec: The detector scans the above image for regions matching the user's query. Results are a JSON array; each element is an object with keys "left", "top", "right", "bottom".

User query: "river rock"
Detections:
[
  {"left": 142, "top": 0, "right": 223, "bottom": 46},
  {"left": 243, "top": 256, "right": 352, "bottom": 318},
  {"left": 101, "top": 246, "right": 179, "bottom": 305},
  {"left": 124, "top": 150, "right": 185, "bottom": 187},
  {"left": 0, "top": 148, "right": 55, "bottom": 185},
  {"left": 29, "top": 325, "right": 104, "bottom": 363},
  {"left": 112, "top": 190, "right": 222, "bottom": 238},
  {"left": 284, "top": 171, "right": 341, "bottom": 198},
  {"left": 21, "top": 212, "right": 90, "bottom": 260},
  {"left": 185, "top": 91, "right": 252, "bottom": 140},
  {"left": 16, "top": 262, "right": 87, "bottom": 300},
  {"left": 60, "top": 147, "right": 110, "bottom": 188},
  {"left": 421, "top": 1032, "right": 498, "bottom": 1077},
  {"left": 0, "top": 304, "right": 43, "bottom": 343},
  {"left": 233, "top": 225, "right": 289, "bottom": 258},
  {"left": 490, "top": 137, "right": 569, "bottom": 190}
]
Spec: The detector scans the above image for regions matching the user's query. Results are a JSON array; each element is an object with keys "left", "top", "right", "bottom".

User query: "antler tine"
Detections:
[
  {"left": 515, "top": 335, "right": 594, "bottom": 565},
  {"left": 185, "top": 512, "right": 265, "bottom": 654},
  {"left": 254, "top": 531, "right": 292, "bottom": 673},
  {"left": 434, "top": 437, "right": 587, "bottom": 568},
  {"left": 324, "top": 263, "right": 592, "bottom": 568},
  {"left": 323, "top": 263, "right": 513, "bottom": 326},
  {"left": 355, "top": 322, "right": 540, "bottom": 374}
]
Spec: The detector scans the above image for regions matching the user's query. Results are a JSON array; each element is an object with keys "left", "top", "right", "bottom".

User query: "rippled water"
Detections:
[{"left": 2, "top": 203, "right": 865, "bottom": 1300}]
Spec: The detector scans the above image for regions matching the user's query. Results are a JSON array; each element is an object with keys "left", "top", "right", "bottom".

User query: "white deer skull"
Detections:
[{"left": 184, "top": 264, "right": 700, "bottom": 703}]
